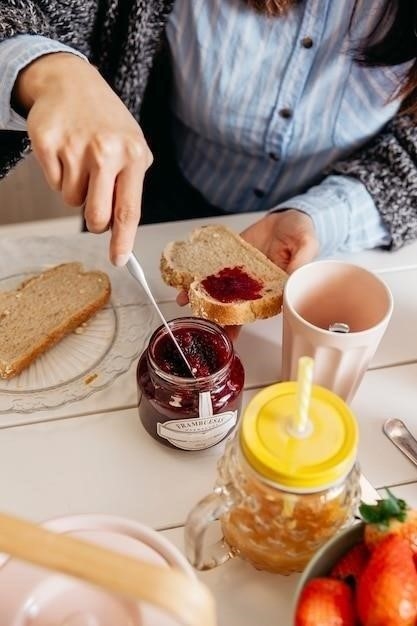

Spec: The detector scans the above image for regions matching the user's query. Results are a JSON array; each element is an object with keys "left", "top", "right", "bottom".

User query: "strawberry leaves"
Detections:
[{"left": 359, "top": 488, "right": 408, "bottom": 529}]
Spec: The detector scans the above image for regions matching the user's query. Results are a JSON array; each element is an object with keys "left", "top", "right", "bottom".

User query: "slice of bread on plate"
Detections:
[
  {"left": 160, "top": 224, "right": 287, "bottom": 325},
  {"left": 0, "top": 262, "right": 111, "bottom": 379}
]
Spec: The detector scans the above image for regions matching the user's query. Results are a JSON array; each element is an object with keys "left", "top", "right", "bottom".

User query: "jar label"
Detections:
[
  {"left": 156, "top": 410, "right": 238, "bottom": 450},
  {"left": 157, "top": 391, "right": 237, "bottom": 450}
]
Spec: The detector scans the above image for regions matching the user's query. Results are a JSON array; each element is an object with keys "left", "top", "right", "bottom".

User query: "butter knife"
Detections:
[
  {"left": 383, "top": 418, "right": 417, "bottom": 468},
  {"left": 126, "top": 253, "right": 195, "bottom": 377}
]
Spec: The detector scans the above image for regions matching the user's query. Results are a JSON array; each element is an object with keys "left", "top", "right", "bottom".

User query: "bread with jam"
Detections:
[{"left": 160, "top": 224, "right": 287, "bottom": 325}]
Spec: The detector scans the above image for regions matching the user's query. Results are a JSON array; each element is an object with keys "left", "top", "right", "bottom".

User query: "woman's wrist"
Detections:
[{"left": 13, "top": 52, "right": 89, "bottom": 114}]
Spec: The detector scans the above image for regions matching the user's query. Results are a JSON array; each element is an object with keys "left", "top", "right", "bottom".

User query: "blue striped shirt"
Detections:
[
  {"left": 165, "top": 0, "right": 409, "bottom": 254},
  {"left": 0, "top": 2, "right": 409, "bottom": 254}
]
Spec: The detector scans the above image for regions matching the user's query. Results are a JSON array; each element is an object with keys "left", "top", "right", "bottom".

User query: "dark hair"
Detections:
[{"left": 355, "top": 1, "right": 417, "bottom": 113}]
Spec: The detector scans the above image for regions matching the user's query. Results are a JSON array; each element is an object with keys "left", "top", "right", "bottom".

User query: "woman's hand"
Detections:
[
  {"left": 14, "top": 53, "right": 153, "bottom": 266},
  {"left": 240, "top": 209, "right": 319, "bottom": 273}
]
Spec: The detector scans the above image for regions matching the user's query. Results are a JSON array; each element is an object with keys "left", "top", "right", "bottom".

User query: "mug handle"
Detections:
[
  {"left": 0, "top": 512, "right": 216, "bottom": 626},
  {"left": 185, "top": 484, "right": 239, "bottom": 571}
]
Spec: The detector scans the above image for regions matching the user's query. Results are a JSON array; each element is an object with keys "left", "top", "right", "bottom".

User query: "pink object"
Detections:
[
  {"left": 0, "top": 515, "right": 195, "bottom": 626},
  {"left": 281, "top": 260, "right": 393, "bottom": 402}
]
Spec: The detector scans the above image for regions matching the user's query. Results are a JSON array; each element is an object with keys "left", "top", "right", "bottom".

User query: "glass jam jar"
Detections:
[
  {"left": 185, "top": 382, "right": 360, "bottom": 574},
  {"left": 137, "top": 317, "right": 245, "bottom": 451}
]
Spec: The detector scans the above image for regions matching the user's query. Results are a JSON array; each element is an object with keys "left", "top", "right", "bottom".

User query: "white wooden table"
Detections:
[{"left": 1, "top": 213, "right": 417, "bottom": 625}]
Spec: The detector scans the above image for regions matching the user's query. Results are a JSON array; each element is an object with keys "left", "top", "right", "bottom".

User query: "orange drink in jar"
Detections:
[{"left": 185, "top": 380, "right": 360, "bottom": 574}]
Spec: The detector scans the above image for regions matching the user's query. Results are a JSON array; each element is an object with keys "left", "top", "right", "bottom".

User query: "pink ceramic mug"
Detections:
[
  {"left": 281, "top": 260, "right": 393, "bottom": 402},
  {"left": 0, "top": 514, "right": 196, "bottom": 626}
]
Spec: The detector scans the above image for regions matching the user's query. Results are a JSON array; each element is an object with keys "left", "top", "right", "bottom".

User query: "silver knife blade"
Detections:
[{"left": 126, "top": 253, "right": 196, "bottom": 378}]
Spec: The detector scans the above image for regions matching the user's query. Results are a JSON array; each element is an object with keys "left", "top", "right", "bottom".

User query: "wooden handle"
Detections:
[{"left": 0, "top": 513, "right": 216, "bottom": 626}]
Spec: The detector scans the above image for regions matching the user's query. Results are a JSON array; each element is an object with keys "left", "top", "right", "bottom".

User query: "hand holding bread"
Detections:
[
  {"left": 160, "top": 225, "right": 288, "bottom": 326},
  {"left": 240, "top": 210, "right": 319, "bottom": 274}
]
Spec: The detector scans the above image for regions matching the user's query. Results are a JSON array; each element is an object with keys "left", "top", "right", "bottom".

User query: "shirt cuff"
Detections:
[
  {"left": 271, "top": 174, "right": 391, "bottom": 256},
  {"left": 0, "top": 34, "right": 88, "bottom": 131}
]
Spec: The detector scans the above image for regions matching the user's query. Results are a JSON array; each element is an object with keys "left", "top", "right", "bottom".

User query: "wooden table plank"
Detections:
[{"left": 0, "top": 364, "right": 416, "bottom": 528}]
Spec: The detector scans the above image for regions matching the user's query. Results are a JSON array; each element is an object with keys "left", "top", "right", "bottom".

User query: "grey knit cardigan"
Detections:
[{"left": 1, "top": 0, "right": 417, "bottom": 250}]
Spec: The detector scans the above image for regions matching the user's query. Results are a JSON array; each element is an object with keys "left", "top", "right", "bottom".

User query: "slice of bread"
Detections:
[
  {"left": 160, "top": 224, "right": 287, "bottom": 325},
  {"left": 0, "top": 262, "right": 111, "bottom": 379}
]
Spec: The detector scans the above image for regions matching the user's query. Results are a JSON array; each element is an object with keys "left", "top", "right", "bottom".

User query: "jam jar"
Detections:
[
  {"left": 137, "top": 317, "right": 244, "bottom": 451},
  {"left": 185, "top": 382, "right": 361, "bottom": 574}
]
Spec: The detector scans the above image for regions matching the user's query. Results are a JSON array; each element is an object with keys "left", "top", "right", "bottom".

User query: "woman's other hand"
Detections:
[{"left": 240, "top": 210, "right": 319, "bottom": 274}]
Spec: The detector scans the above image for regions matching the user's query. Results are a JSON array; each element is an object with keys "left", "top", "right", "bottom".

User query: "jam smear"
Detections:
[
  {"left": 154, "top": 327, "right": 229, "bottom": 378},
  {"left": 201, "top": 266, "right": 263, "bottom": 303}
]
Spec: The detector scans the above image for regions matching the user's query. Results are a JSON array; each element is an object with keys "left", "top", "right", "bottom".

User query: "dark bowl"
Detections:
[{"left": 292, "top": 523, "right": 364, "bottom": 619}]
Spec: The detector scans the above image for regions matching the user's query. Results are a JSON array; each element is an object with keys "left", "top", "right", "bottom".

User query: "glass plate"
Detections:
[{"left": 0, "top": 271, "right": 159, "bottom": 414}]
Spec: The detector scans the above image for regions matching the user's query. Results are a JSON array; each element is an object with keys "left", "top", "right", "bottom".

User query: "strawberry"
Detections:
[
  {"left": 356, "top": 534, "right": 417, "bottom": 626},
  {"left": 359, "top": 489, "right": 417, "bottom": 554},
  {"left": 330, "top": 541, "right": 370, "bottom": 588},
  {"left": 295, "top": 577, "right": 356, "bottom": 626}
]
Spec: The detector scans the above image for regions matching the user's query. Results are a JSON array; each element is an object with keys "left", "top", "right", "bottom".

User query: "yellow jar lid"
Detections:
[{"left": 240, "top": 382, "right": 358, "bottom": 491}]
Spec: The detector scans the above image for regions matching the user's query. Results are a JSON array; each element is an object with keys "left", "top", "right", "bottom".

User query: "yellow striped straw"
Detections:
[{"left": 294, "top": 356, "right": 314, "bottom": 435}]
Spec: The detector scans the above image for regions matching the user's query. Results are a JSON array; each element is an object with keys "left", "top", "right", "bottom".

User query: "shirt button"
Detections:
[
  {"left": 253, "top": 188, "right": 265, "bottom": 198},
  {"left": 279, "top": 107, "right": 293, "bottom": 119},
  {"left": 301, "top": 36, "right": 314, "bottom": 48},
  {"left": 269, "top": 152, "right": 280, "bottom": 161}
]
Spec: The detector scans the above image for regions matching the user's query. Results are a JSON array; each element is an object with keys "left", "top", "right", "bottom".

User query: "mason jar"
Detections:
[
  {"left": 185, "top": 382, "right": 361, "bottom": 574},
  {"left": 137, "top": 317, "right": 245, "bottom": 451}
]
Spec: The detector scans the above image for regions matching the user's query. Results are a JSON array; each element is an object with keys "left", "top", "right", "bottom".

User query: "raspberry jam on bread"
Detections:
[
  {"left": 201, "top": 266, "right": 263, "bottom": 303},
  {"left": 137, "top": 317, "right": 244, "bottom": 450},
  {"left": 160, "top": 224, "right": 287, "bottom": 325}
]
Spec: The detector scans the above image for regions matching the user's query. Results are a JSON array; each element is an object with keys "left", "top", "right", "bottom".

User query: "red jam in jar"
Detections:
[
  {"left": 137, "top": 317, "right": 245, "bottom": 450},
  {"left": 201, "top": 266, "right": 263, "bottom": 303}
]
